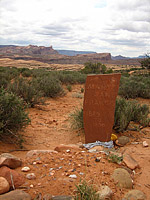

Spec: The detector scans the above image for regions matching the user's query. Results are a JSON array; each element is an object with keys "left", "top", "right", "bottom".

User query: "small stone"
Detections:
[
  {"left": 95, "top": 157, "right": 101, "bottom": 162},
  {"left": 0, "top": 189, "right": 31, "bottom": 200},
  {"left": 21, "top": 166, "right": 30, "bottom": 172},
  {"left": 0, "top": 177, "right": 10, "bottom": 195},
  {"left": 66, "top": 150, "right": 70, "bottom": 153},
  {"left": 97, "top": 185, "right": 113, "bottom": 200},
  {"left": 79, "top": 172, "right": 84, "bottom": 175},
  {"left": 33, "top": 162, "right": 37, "bottom": 165},
  {"left": 123, "top": 189, "right": 146, "bottom": 200},
  {"left": 112, "top": 168, "right": 133, "bottom": 189},
  {"left": 30, "top": 184, "right": 34, "bottom": 188},
  {"left": 116, "top": 136, "right": 130, "bottom": 146},
  {"left": 69, "top": 174, "right": 77, "bottom": 179},
  {"left": 26, "top": 173, "right": 36, "bottom": 180},
  {"left": 123, "top": 154, "right": 139, "bottom": 170},
  {"left": 0, "top": 153, "right": 22, "bottom": 169},
  {"left": 143, "top": 141, "right": 149, "bottom": 147}
]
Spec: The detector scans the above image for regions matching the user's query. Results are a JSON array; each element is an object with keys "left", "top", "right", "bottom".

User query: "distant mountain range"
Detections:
[
  {"left": 112, "top": 55, "right": 146, "bottom": 60},
  {"left": 56, "top": 50, "right": 96, "bottom": 56},
  {"left": 0, "top": 45, "right": 146, "bottom": 60}
]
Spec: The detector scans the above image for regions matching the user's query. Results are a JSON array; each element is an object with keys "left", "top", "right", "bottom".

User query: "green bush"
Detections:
[
  {"left": 20, "top": 68, "right": 33, "bottom": 77},
  {"left": 114, "top": 98, "right": 150, "bottom": 132},
  {"left": 33, "top": 75, "right": 65, "bottom": 98},
  {"left": 0, "top": 67, "right": 20, "bottom": 89},
  {"left": 56, "top": 71, "right": 87, "bottom": 84},
  {"left": 140, "top": 54, "right": 150, "bottom": 70},
  {"left": 119, "top": 76, "right": 150, "bottom": 99},
  {"left": 0, "top": 88, "right": 30, "bottom": 145},
  {"left": 75, "top": 180, "right": 99, "bottom": 200},
  {"left": 81, "top": 62, "right": 107, "bottom": 74},
  {"left": 66, "top": 85, "right": 72, "bottom": 92},
  {"left": 8, "top": 78, "right": 43, "bottom": 107},
  {"left": 70, "top": 108, "right": 84, "bottom": 130}
]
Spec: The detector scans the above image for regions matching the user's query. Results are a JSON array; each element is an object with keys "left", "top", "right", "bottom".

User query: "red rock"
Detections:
[
  {"left": 123, "top": 154, "right": 139, "bottom": 170},
  {"left": 83, "top": 74, "right": 121, "bottom": 143},
  {"left": 0, "top": 177, "right": 10, "bottom": 194},
  {"left": 0, "top": 153, "right": 22, "bottom": 169},
  {"left": 0, "top": 189, "right": 31, "bottom": 200},
  {"left": 0, "top": 166, "right": 25, "bottom": 189},
  {"left": 26, "top": 150, "right": 58, "bottom": 157}
]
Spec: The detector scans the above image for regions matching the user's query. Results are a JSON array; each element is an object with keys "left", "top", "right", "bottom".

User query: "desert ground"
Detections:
[{"left": 0, "top": 82, "right": 150, "bottom": 199}]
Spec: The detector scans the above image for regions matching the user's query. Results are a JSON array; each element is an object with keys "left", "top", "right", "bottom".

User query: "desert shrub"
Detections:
[
  {"left": 81, "top": 62, "right": 107, "bottom": 74},
  {"left": 114, "top": 98, "right": 150, "bottom": 132},
  {"left": 0, "top": 87, "right": 30, "bottom": 145},
  {"left": 119, "top": 76, "right": 150, "bottom": 99},
  {"left": 75, "top": 180, "right": 99, "bottom": 200},
  {"left": 0, "top": 67, "right": 20, "bottom": 88},
  {"left": 56, "top": 71, "right": 86, "bottom": 84},
  {"left": 70, "top": 108, "right": 83, "bottom": 130},
  {"left": 81, "top": 88, "right": 84, "bottom": 93},
  {"left": 20, "top": 68, "right": 33, "bottom": 77},
  {"left": 140, "top": 54, "right": 150, "bottom": 70},
  {"left": 33, "top": 75, "right": 65, "bottom": 98},
  {"left": 8, "top": 78, "right": 43, "bottom": 107},
  {"left": 70, "top": 98, "right": 149, "bottom": 132},
  {"left": 72, "top": 93, "right": 84, "bottom": 99},
  {"left": 66, "top": 85, "right": 72, "bottom": 92}
]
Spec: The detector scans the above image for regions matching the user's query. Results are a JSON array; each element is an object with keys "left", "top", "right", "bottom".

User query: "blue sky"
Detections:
[{"left": 0, "top": 0, "right": 150, "bottom": 56}]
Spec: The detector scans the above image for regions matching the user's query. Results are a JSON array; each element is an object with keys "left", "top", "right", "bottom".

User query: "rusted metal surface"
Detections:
[{"left": 83, "top": 74, "right": 121, "bottom": 143}]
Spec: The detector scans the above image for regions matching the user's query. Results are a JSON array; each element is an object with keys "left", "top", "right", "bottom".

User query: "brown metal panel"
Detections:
[{"left": 83, "top": 74, "right": 121, "bottom": 143}]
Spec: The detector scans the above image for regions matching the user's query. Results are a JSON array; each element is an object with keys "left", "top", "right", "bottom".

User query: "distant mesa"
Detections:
[{"left": 0, "top": 44, "right": 58, "bottom": 55}]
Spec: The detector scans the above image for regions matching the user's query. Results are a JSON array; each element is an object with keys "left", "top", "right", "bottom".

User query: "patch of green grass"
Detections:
[{"left": 74, "top": 180, "right": 99, "bottom": 200}]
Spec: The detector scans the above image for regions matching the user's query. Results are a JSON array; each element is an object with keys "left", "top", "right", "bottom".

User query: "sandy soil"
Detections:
[{"left": 0, "top": 84, "right": 150, "bottom": 200}]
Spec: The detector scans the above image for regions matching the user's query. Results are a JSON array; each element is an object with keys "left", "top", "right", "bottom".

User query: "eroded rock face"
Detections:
[
  {"left": 0, "top": 153, "right": 22, "bottom": 169},
  {"left": 83, "top": 74, "right": 121, "bottom": 143}
]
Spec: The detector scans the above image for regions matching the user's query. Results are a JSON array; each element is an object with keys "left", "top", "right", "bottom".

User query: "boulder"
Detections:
[
  {"left": 0, "top": 153, "right": 22, "bottom": 169},
  {"left": 26, "top": 150, "right": 58, "bottom": 157},
  {"left": 96, "top": 185, "right": 113, "bottom": 200},
  {"left": 123, "top": 154, "right": 139, "bottom": 170},
  {"left": 123, "top": 189, "right": 146, "bottom": 200},
  {"left": 0, "top": 166, "right": 25, "bottom": 188},
  {"left": 0, "top": 177, "right": 10, "bottom": 195},
  {"left": 112, "top": 168, "right": 133, "bottom": 189},
  {"left": 0, "top": 189, "right": 31, "bottom": 200},
  {"left": 54, "top": 144, "right": 80, "bottom": 152}
]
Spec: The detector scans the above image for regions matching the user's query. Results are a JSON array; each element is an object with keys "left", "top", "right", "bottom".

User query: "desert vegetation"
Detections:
[{"left": 0, "top": 61, "right": 150, "bottom": 145}]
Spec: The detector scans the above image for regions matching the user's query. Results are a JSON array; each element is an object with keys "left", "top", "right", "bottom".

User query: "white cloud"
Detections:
[{"left": 0, "top": 0, "right": 150, "bottom": 56}]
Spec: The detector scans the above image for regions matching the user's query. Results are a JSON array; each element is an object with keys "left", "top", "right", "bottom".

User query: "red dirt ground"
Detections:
[{"left": 0, "top": 84, "right": 150, "bottom": 199}]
